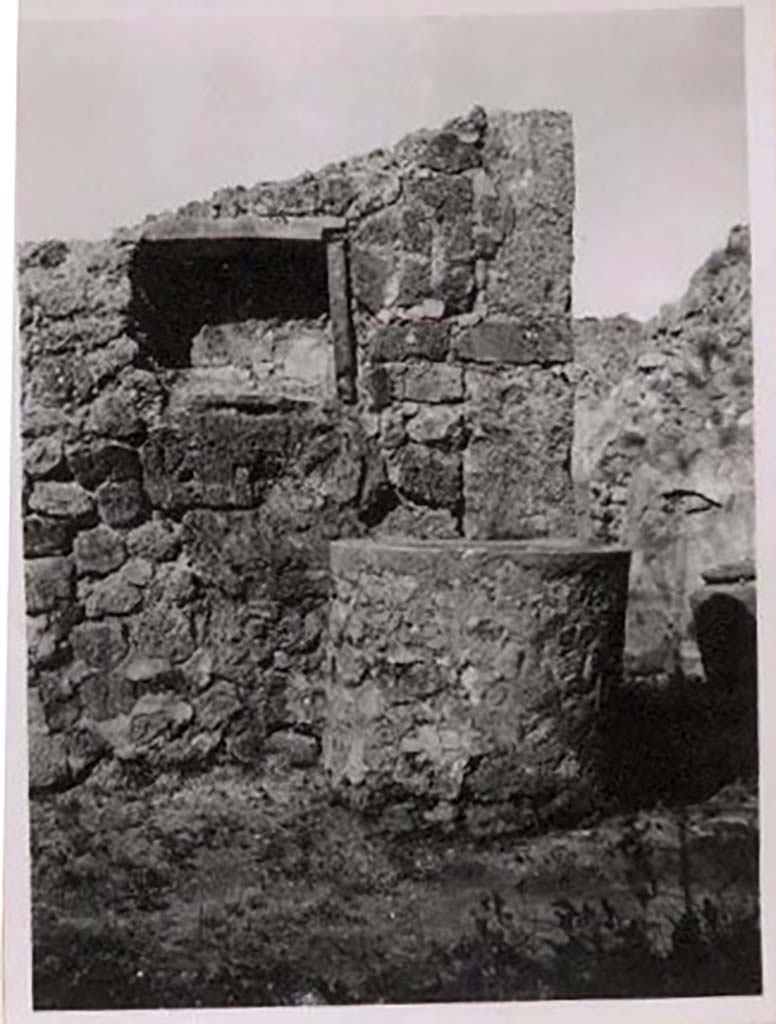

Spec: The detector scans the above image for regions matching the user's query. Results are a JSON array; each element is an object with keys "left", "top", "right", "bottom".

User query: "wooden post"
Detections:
[{"left": 325, "top": 233, "right": 357, "bottom": 404}]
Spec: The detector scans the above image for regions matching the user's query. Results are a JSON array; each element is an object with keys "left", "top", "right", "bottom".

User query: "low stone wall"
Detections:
[{"left": 324, "top": 539, "right": 630, "bottom": 835}]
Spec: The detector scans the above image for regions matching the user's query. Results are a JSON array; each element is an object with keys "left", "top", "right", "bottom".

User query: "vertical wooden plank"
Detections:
[{"left": 326, "top": 234, "right": 357, "bottom": 404}]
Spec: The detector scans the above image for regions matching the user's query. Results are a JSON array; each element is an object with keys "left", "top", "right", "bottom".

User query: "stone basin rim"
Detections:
[{"left": 331, "top": 537, "right": 629, "bottom": 557}]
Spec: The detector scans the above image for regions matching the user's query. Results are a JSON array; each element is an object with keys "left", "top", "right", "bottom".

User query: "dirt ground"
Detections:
[{"left": 29, "top": 759, "right": 760, "bottom": 1009}]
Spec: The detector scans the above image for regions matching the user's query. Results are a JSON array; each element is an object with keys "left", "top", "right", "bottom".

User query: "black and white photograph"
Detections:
[{"left": 4, "top": 0, "right": 775, "bottom": 1016}]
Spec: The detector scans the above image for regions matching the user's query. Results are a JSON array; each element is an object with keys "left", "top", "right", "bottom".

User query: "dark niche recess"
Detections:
[{"left": 130, "top": 236, "right": 329, "bottom": 368}]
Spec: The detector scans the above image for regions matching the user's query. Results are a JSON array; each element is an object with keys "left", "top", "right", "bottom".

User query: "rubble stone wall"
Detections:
[
  {"left": 574, "top": 226, "right": 754, "bottom": 675},
  {"left": 19, "top": 107, "right": 576, "bottom": 791}
]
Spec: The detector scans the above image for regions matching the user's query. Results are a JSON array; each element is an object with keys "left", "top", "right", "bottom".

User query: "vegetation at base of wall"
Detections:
[{"left": 30, "top": 764, "right": 760, "bottom": 1009}]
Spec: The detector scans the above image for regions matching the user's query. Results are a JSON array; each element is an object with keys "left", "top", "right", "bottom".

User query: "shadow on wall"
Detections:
[{"left": 601, "top": 586, "right": 758, "bottom": 809}]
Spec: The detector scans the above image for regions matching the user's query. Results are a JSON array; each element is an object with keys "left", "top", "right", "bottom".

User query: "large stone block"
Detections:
[
  {"left": 369, "top": 322, "right": 449, "bottom": 363},
  {"left": 324, "top": 539, "right": 630, "bottom": 834},
  {"left": 480, "top": 111, "right": 573, "bottom": 325},
  {"left": 463, "top": 365, "right": 575, "bottom": 539},
  {"left": 367, "top": 363, "right": 464, "bottom": 408},
  {"left": 453, "top": 319, "right": 572, "bottom": 365}
]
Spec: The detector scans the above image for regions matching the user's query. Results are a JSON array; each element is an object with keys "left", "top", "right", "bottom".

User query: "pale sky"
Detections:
[{"left": 15, "top": 3, "right": 749, "bottom": 319}]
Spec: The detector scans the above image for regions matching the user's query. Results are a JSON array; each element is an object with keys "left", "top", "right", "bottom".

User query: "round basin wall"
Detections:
[{"left": 324, "top": 538, "right": 631, "bottom": 836}]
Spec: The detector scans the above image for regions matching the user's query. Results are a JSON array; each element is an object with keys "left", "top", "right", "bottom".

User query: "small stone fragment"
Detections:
[
  {"left": 24, "top": 436, "right": 65, "bottom": 478},
  {"left": 24, "top": 515, "right": 73, "bottom": 557},
  {"left": 264, "top": 728, "right": 320, "bottom": 768},
  {"left": 393, "top": 444, "right": 461, "bottom": 511},
  {"left": 25, "top": 557, "right": 75, "bottom": 614},
  {"left": 129, "top": 692, "right": 193, "bottom": 745},
  {"left": 73, "top": 524, "right": 127, "bottom": 576},
  {"left": 405, "top": 405, "right": 464, "bottom": 446},
  {"left": 67, "top": 442, "right": 142, "bottom": 490},
  {"left": 70, "top": 619, "right": 127, "bottom": 671},
  {"left": 96, "top": 479, "right": 148, "bottom": 528},
  {"left": 126, "top": 519, "right": 181, "bottom": 562},
  {"left": 419, "top": 131, "right": 481, "bottom": 174},
  {"left": 28, "top": 481, "right": 95, "bottom": 521},
  {"left": 87, "top": 389, "right": 144, "bottom": 440},
  {"left": 124, "top": 654, "right": 175, "bottom": 687},
  {"left": 28, "top": 731, "right": 70, "bottom": 790},
  {"left": 400, "top": 364, "right": 464, "bottom": 403},
  {"left": 193, "top": 680, "right": 242, "bottom": 733},
  {"left": 85, "top": 570, "right": 143, "bottom": 618}
]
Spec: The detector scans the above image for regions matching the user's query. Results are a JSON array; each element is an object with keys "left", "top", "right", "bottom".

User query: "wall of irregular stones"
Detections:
[
  {"left": 20, "top": 107, "right": 576, "bottom": 791},
  {"left": 574, "top": 226, "right": 754, "bottom": 676}
]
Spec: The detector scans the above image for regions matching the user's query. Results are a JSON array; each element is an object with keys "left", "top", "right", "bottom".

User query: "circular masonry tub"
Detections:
[{"left": 323, "top": 537, "right": 630, "bottom": 836}]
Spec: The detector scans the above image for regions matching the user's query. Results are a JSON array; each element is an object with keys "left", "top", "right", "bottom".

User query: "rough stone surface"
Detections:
[
  {"left": 70, "top": 619, "right": 128, "bottom": 672},
  {"left": 264, "top": 729, "right": 320, "bottom": 768},
  {"left": 464, "top": 365, "right": 575, "bottom": 539},
  {"left": 84, "top": 566, "right": 145, "bottom": 618},
  {"left": 400, "top": 364, "right": 465, "bottom": 405},
  {"left": 67, "top": 442, "right": 142, "bottom": 491},
  {"left": 95, "top": 479, "right": 148, "bottom": 529},
  {"left": 405, "top": 405, "right": 464, "bottom": 446},
  {"left": 453, "top": 320, "right": 572, "bottom": 365},
  {"left": 73, "top": 525, "right": 127, "bottom": 576},
  {"left": 480, "top": 111, "right": 573, "bottom": 327},
  {"left": 28, "top": 482, "right": 95, "bottom": 522},
  {"left": 24, "top": 516, "right": 74, "bottom": 558},
  {"left": 24, "top": 435, "right": 66, "bottom": 478},
  {"left": 126, "top": 519, "right": 181, "bottom": 562},
  {"left": 324, "top": 539, "right": 630, "bottom": 834},
  {"left": 25, "top": 557, "right": 75, "bottom": 614},
  {"left": 87, "top": 389, "right": 145, "bottom": 440},
  {"left": 391, "top": 444, "right": 461, "bottom": 512},
  {"left": 574, "top": 226, "right": 754, "bottom": 674},
  {"left": 369, "top": 322, "right": 450, "bottom": 363}
]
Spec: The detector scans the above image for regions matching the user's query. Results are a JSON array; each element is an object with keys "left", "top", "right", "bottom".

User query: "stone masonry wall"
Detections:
[
  {"left": 20, "top": 107, "right": 576, "bottom": 791},
  {"left": 574, "top": 226, "right": 754, "bottom": 675}
]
